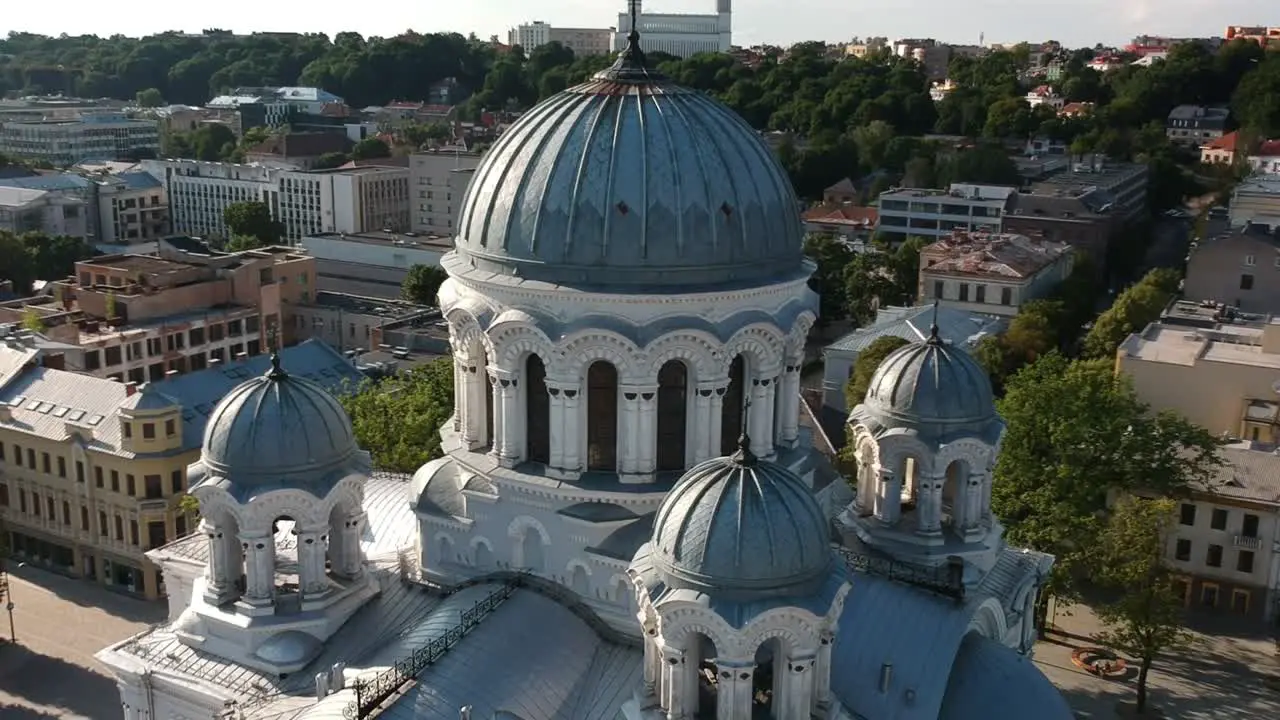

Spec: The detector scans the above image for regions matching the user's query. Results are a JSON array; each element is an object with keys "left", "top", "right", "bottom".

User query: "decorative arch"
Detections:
[
  {"left": 934, "top": 438, "right": 993, "bottom": 475},
  {"left": 874, "top": 431, "right": 936, "bottom": 480},
  {"left": 743, "top": 608, "right": 819, "bottom": 658},
  {"left": 239, "top": 489, "right": 325, "bottom": 531},
  {"left": 659, "top": 609, "right": 740, "bottom": 659},
  {"left": 608, "top": 572, "right": 633, "bottom": 604},
  {"left": 506, "top": 515, "right": 552, "bottom": 545},
  {"left": 721, "top": 323, "right": 786, "bottom": 377},
  {"left": 643, "top": 330, "right": 720, "bottom": 382},
  {"left": 470, "top": 536, "right": 496, "bottom": 569},
  {"left": 433, "top": 531, "right": 457, "bottom": 565},
  {"left": 190, "top": 484, "right": 247, "bottom": 528},
  {"left": 967, "top": 598, "right": 1010, "bottom": 642},
  {"left": 489, "top": 321, "right": 559, "bottom": 374},
  {"left": 565, "top": 558, "right": 594, "bottom": 578},
  {"left": 785, "top": 312, "right": 818, "bottom": 362},
  {"left": 560, "top": 329, "right": 643, "bottom": 380},
  {"left": 319, "top": 476, "right": 366, "bottom": 523},
  {"left": 443, "top": 306, "right": 496, "bottom": 361}
]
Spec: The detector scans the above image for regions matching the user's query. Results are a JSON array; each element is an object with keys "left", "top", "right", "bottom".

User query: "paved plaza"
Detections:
[
  {"left": 1034, "top": 603, "right": 1280, "bottom": 719},
  {"left": 0, "top": 564, "right": 164, "bottom": 719}
]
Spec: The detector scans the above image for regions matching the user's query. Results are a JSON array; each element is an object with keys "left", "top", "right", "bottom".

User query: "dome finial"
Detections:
[
  {"left": 266, "top": 326, "right": 287, "bottom": 379},
  {"left": 731, "top": 398, "right": 757, "bottom": 466},
  {"left": 927, "top": 300, "right": 941, "bottom": 345},
  {"left": 598, "top": 0, "right": 660, "bottom": 80}
]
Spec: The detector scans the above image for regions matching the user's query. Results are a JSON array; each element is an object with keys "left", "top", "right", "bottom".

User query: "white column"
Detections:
[
  {"left": 201, "top": 519, "right": 227, "bottom": 595},
  {"left": 487, "top": 369, "right": 506, "bottom": 461},
  {"left": 788, "top": 656, "right": 817, "bottom": 720},
  {"left": 462, "top": 362, "right": 486, "bottom": 447},
  {"left": 637, "top": 386, "right": 658, "bottom": 477},
  {"left": 335, "top": 512, "right": 365, "bottom": 579},
  {"left": 814, "top": 632, "right": 834, "bottom": 711},
  {"left": 748, "top": 375, "right": 773, "bottom": 457},
  {"left": 708, "top": 384, "right": 726, "bottom": 457},
  {"left": 661, "top": 645, "right": 686, "bottom": 720},
  {"left": 981, "top": 471, "right": 994, "bottom": 523},
  {"left": 496, "top": 374, "right": 520, "bottom": 467},
  {"left": 548, "top": 384, "right": 566, "bottom": 468},
  {"left": 620, "top": 388, "right": 643, "bottom": 476},
  {"left": 297, "top": 525, "right": 329, "bottom": 598},
  {"left": 761, "top": 373, "right": 779, "bottom": 456},
  {"left": 692, "top": 384, "right": 714, "bottom": 462},
  {"left": 451, "top": 359, "right": 463, "bottom": 432},
  {"left": 715, "top": 661, "right": 755, "bottom": 720},
  {"left": 239, "top": 529, "right": 275, "bottom": 605},
  {"left": 779, "top": 362, "right": 802, "bottom": 447},
  {"left": 963, "top": 473, "right": 985, "bottom": 533},
  {"left": 875, "top": 469, "right": 900, "bottom": 524},
  {"left": 562, "top": 384, "right": 582, "bottom": 471},
  {"left": 915, "top": 476, "right": 943, "bottom": 536},
  {"left": 641, "top": 619, "right": 660, "bottom": 697}
]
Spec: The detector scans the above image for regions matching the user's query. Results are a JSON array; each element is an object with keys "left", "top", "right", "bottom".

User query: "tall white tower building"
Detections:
[{"left": 615, "top": 0, "right": 732, "bottom": 58}]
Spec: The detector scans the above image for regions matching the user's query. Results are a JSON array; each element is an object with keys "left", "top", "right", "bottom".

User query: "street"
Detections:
[{"left": 0, "top": 564, "right": 164, "bottom": 719}]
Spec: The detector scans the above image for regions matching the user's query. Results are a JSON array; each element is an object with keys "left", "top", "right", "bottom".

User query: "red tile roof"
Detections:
[
  {"left": 1255, "top": 140, "right": 1280, "bottom": 157},
  {"left": 1204, "top": 130, "right": 1239, "bottom": 152},
  {"left": 802, "top": 203, "right": 879, "bottom": 227}
]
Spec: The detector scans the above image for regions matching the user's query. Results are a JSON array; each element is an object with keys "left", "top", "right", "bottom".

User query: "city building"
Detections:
[
  {"left": 1003, "top": 189, "right": 1118, "bottom": 268},
  {"left": 508, "top": 21, "right": 615, "bottom": 57},
  {"left": 0, "top": 172, "right": 101, "bottom": 240},
  {"left": 919, "top": 231, "right": 1074, "bottom": 316},
  {"left": 408, "top": 149, "right": 480, "bottom": 236},
  {"left": 1224, "top": 26, "right": 1280, "bottom": 47},
  {"left": 95, "top": 171, "right": 170, "bottom": 245},
  {"left": 0, "top": 186, "right": 88, "bottom": 240},
  {"left": 614, "top": 0, "right": 732, "bottom": 58},
  {"left": 0, "top": 339, "right": 363, "bottom": 600},
  {"left": 877, "top": 183, "right": 1015, "bottom": 241},
  {"left": 1249, "top": 140, "right": 1280, "bottom": 175},
  {"left": 1201, "top": 130, "right": 1242, "bottom": 165},
  {"left": 1025, "top": 85, "right": 1065, "bottom": 110},
  {"left": 298, "top": 230, "right": 452, "bottom": 299},
  {"left": 242, "top": 132, "right": 352, "bottom": 170},
  {"left": 141, "top": 159, "right": 410, "bottom": 242},
  {"left": 207, "top": 87, "right": 346, "bottom": 125},
  {"left": 891, "top": 38, "right": 952, "bottom": 80},
  {"left": 821, "top": 303, "right": 1005, "bottom": 416},
  {"left": 0, "top": 113, "right": 160, "bottom": 166},
  {"left": 801, "top": 204, "right": 878, "bottom": 246},
  {"left": 1228, "top": 175, "right": 1280, "bottom": 234},
  {"left": 1158, "top": 442, "right": 1280, "bottom": 623},
  {"left": 1183, "top": 226, "right": 1280, "bottom": 312},
  {"left": 289, "top": 291, "right": 442, "bottom": 355},
  {"left": 823, "top": 177, "right": 859, "bottom": 204},
  {"left": 1024, "top": 155, "right": 1149, "bottom": 223},
  {"left": 97, "top": 32, "right": 1071, "bottom": 720},
  {"left": 1167, "top": 105, "right": 1231, "bottom": 147}
]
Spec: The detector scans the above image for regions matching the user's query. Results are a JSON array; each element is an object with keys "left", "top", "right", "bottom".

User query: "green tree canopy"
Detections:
[
  {"left": 1083, "top": 267, "right": 1180, "bottom": 359},
  {"left": 803, "top": 233, "right": 854, "bottom": 326},
  {"left": 223, "top": 201, "right": 284, "bottom": 246},
  {"left": 0, "top": 230, "right": 93, "bottom": 295},
  {"left": 351, "top": 137, "right": 391, "bottom": 160},
  {"left": 340, "top": 360, "right": 454, "bottom": 473},
  {"left": 401, "top": 264, "right": 449, "bottom": 306},
  {"left": 993, "top": 353, "right": 1221, "bottom": 603},
  {"left": 843, "top": 335, "right": 910, "bottom": 409},
  {"left": 135, "top": 87, "right": 164, "bottom": 107},
  {"left": 1091, "top": 497, "right": 1191, "bottom": 715}
]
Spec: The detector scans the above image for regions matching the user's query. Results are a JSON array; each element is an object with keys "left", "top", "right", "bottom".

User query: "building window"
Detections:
[
  {"left": 1210, "top": 508, "right": 1227, "bottom": 530},
  {"left": 95, "top": 466, "right": 103, "bottom": 487},
  {"left": 1241, "top": 274, "right": 1254, "bottom": 290},
  {"left": 31, "top": 492, "right": 40, "bottom": 516},
  {"left": 62, "top": 501, "right": 71, "bottom": 525},
  {"left": 130, "top": 520, "right": 140, "bottom": 546},
  {"left": 171, "top": 470, "right": 183, "bottom": 494},
  {"left": 1242, "top": 513, "right": 1259, "bottom": 538},
  {"left": 46, "top": 496, "right": 54, "bottom": 519},
  {"left": 0, "top": 484, "right": 7, "bottom": 506},
  {"left": 56, "top": 456, "right": 66, "bottom": 478},
  {"left": 1206, "top": 543, "right": 1223, "bottom": 567},
  {"left": 99, "top": 510, "right": 108, "bottom": 536},
  {"left": 165, "top": 419, "right": 176, "bottom": 437},
  {"left": 143, "top": 423, "right": 155, "bottom": 440},
  {"left": 111, "top": 470, "right": 120, "bottom": 492},
  {"left": 1179, "top": 503, "right": 1196, "bottom": 526},
  {"left": 41, "top": 452, "right": 50, "bottom": 473},
  {"left": 1174, "top": 538, "right": 1191, "bottom": 561},
  {"left": 145, "top": 475, "right": 163, "bottom": 499},
  {"left": 958, "top": 283, "right": 970, "bottom": 301},
  {"left": 12, "top": 444, "right": 20, "bottom": 467},
  {"left": 76, "top": 461, "right": 85, "bottom": 483},
  {"left": 18, "top": 489, "right": 26, "bottom": 513},
  {"left": 975, "top": 285, "right": 986, "bottom": 304},
  {"left": 933, "top": 280, "right": 944, "bottom": 299},
  {"left": 1201, "top": 583, "right": 1219, "bottom": 608},
  {"left": 81, "top": 506, "right": 89, "bottom": 531},
  {"left": 127, "top": 474, "right": 136, "bottom": 496},
  {"left": 1230, "top": 589, "right": 1250, "bottom": 614},
  {"left": 1237, "top": 550, "right": 1255, "bottom": 573},
  {"left": 123, "top": 422, "right": 132, "bottom": 439},
  {"left": 114, "top": 515, "right": 124, "bottom": 540}
]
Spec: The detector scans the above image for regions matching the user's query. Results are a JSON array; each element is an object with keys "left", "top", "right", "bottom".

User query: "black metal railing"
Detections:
[
  {"left": 347, "top": 580, "right": 516, "bottom": 718},
  {"left": 835, "top": 546, "right": 966, "bottom": 601}
]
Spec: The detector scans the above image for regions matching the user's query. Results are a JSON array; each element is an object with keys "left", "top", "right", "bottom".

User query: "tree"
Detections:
[
  {"left": 135, "top": 87, "right": 164, "bottom": 107},
  {"left": 350, "top": 137, "right": 391, "bottom": 160},
  {"left": 803, "top": 233, "right": 854, "bottom": 327},
  {"left": 1083, "top": 267, "right": 1180, "bottom": 359},
  {"left": 844, "top": 335, "right": 910, "bottom": 409},
  {"left": 313, "top": 151, "right": 349, "bottom": 170},
  {"left": 223, "top": 201, "right": 283, "bottom": 246},
  {"left": 21, "top": 307, "right": 44, "bottom": 332},
  {"left": 1091, "top": 497, "right": 1191, "bottom": 715},
  {"left": 339, "top": 360, "right": 454, "bottom": 473},
  {"left": 225, "top": 234, "right": 264, "bottom": 252},
  {"left": 401, "top": 264, "right": 448, "bottom": 306},
  {"left": 993, "top": 354, "right": 1221, "bottom": 607},
  {"left": 104, "top": 291, "right": 118, "bottom": 320}
]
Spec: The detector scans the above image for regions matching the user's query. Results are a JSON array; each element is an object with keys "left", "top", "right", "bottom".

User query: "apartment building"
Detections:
[
  {"left": 890, "top": 38, "right": 951, "bottom": 80},
  {"left": 1183, "top": 225, "right": 1280, "bottom": 313},
  {"left": 614, "top": 0, "right": 732, "bottom": 58},
  {"left": 508, "top": 21, "right": 615, "bottom": 56},
  {"left": 409, "top": 149, "right": 480, "bottom": 236},
  {"left": 919, "top": 231, "right": 1074, "bottom": 317},
  {"left": 290, "top": 291, "right": 443, "bottom": 354},
  {"left": 96, "top": 172, "right": 170, "bottom": 245},
  {"left": 876, "top": 184, "right": 1014, "bottom": 241},
  {"left": 299, "top": 230, "right": 451, "bottom": 299},
  {"left": 1026, "top": 156, "right": 1149, "bottom": 223},
  {"left": 1167, "top": 105, "right": 1231, "bottom": 147},
  {"left": 0, "top": 173, "right": 99, "bottom": 240},
  {"left": 0, "top": 113, "right": 161, "bottom": 166},
  {"left": 0, "top": 243, "right": 316, "bottom": 383},
  {"left": 1224, "top": 26, "right": 1280, "bottom": 47},
  {"left": 0, "top": 187, "right": 89, "bottom": 240},
  {"left": 1161, "top": 444, "right": 1280, "bottom": 624},
  {"left": 142, "top": 159, "right": 410, "bottom": 242},
  {"left": 1228, "top": 175, "right": 1280, "bottom": 233},
  {"left": 1003, "top": 189, "right": 1118, "bottom": 268},
  {"left": 243, "top": 132, "right": 352, "bottom": 171},
  {"left": 0, "top": 339, "right": 363, "bottom": 599}
]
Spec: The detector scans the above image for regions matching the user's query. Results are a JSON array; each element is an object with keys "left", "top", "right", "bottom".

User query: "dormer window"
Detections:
[{"left": 143, "top": 423, "right": 155, "bottom": 440}]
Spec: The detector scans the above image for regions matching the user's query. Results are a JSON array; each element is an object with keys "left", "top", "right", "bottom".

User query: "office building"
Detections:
[
  {"left": 299, "top": 230, "right": 452, "bottom": 299},
  {"left": 509, "top": 21, "right": 615, "bottom": 57},
  {"left": 0, "top": 113, "right": 160, "bottom": 166},
  {"left": 876, "top": 184, "right": 1015, "bottom": 241},
  {"left": 409, "top": 149, "right": 480, "bottom": 237},
  {"left": 614, "top": 0, "right": 732, "bottom": 58},
  {"left": 0, "top": 186, "right": 88, "bottom": 240}
]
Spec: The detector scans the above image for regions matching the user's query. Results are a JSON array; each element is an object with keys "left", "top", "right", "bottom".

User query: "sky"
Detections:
[{"left": 2, "top": 0, "right": 1278, "bottom": 50}]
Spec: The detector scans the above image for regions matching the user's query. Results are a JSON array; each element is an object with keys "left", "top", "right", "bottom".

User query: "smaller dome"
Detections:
[
  {"left": 201, "top": 353, "right": 359, "bottom": 482},
  {"left": 862, "top": 325, "right": 996, "bottom": 430},
  {"left": 651, "top": 440, "right": 831, "bottom": 596}
]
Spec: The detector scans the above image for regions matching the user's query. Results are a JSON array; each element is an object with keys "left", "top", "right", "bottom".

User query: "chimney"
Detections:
[
  {"left": 125, "top": 382, "right": 138, "bottom": 396},
  {"left": 460, "top": 706, "right": 473, "bottom": 720},
  {"left": 0, "top": 405, "right": 10, "bottom": 422},
  {"left": 330, "top": 662, "right": 346, "bottom": 690},
  {"left": 879, "top": 663, "right": 893, "bottom": 693},
  {"left": 314, "top": 672, "right": 330, "bottom": 700}
]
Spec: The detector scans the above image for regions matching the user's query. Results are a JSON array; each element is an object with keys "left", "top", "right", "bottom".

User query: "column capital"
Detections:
[
  {"left": 696, "top": 379, "right": 729, "bottom": 395},
  {"left": 239, "top": 528, "right": 273, "bottom": 542},
  {"left": 486, "top": 365, "right": 517, "bottom": 382}
]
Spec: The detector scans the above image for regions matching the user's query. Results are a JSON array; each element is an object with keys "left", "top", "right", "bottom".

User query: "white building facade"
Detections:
[
  {"left": 0, "top": 113, "right": 161, "bottom": 166},
  {"left": 615, "top": 0, "right": 732, "bottom": 58},
  {"left": 409, "top": 149, "right": 480, "bottom": 237},
  {"left": 510, "top": 21, "right": 615, "bottom": 57}
]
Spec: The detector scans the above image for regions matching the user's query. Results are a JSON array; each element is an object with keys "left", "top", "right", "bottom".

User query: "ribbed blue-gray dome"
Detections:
[
  {"left": 651, "top": 444, "right": 831, "bottom": 596},
  {"left": 451, "top": 54, "right": 805, "bottom": 289},
  {"left": 200, "top": 355, "right": 359, "bottom": 481},
  {"left": 863, "top": 330, "right": 997, "bottom": 430}
]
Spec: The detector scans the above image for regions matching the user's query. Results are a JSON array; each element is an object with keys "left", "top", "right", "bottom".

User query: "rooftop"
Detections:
[
  {"left": 82, "top": 254, "right": 189, "bottom": 274},
  {"left": 826, "top": 304, "right": 1007, "bottom": 355},
  {"left": 0, "top": 186, "right": 48, "bottom": 207},
  {"left": 1031, "top": 159, "right": 1146, "bottom": 193},
  {"left": 1199, "top": 442, "right": 1280, "bottom": 505},
  {"left": 311, "top": 291, "right": 438, "bottom": 320},
  {"left": 1118, "top": 301, "right": 1280, "bottom": 368},
  {"left": 921, "top": 231, "right": 1071, "bottom": 280},
  {"left": 802, "top": 203, "right": 879, "bottom": 227},
  {"left": 301, "top": 230, "right": 452, "bottom": 251}
]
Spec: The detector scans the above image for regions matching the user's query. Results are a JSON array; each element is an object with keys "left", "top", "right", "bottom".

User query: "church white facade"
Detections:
[{"left": 96, "top": 28, "right": 1074, "bottom": 720}]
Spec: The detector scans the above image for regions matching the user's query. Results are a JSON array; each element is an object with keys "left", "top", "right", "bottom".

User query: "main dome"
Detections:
[
  {"left": 200, "top": 355, "right": 360, "bottom": 481},
  {"left": 861, "top": 327, "right": 998, "bottom": 434},
  {"left": 651, "top": 442, "right": 832, "bottom": 597},
  {"left": 450, "top": 52, "right": 806, "bottom": 289}
]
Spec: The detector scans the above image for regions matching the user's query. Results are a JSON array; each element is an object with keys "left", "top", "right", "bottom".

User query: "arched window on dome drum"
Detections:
[
  {"left": 656, "top": 360, "right": 689, "bottom": 472},
  {"left": 720, "top": 354, "right": 746, "bottom": 455},
  {"left": 526, "top": 354, "right": 550, "bottom": 464},
  {"left": 587, "top": 361, "right": 619, "bottom": 471},
  {"left": 484, "top": 369, "right": 494, "bottom": 449}
]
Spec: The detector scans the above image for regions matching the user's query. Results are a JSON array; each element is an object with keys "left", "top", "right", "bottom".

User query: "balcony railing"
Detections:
[{"left": 1233, "top": 534, "right": 1261, "bottom": 549}]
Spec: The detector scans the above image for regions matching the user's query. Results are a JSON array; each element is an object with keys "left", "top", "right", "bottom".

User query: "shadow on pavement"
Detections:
[
  {"left": 0, "top": 704, "right": 64, "bottom": 719},
  {"left": 7, "top": 564, "right": 165, "bottom": 625},
  {"left": 0, "top": 641, "right": 121, "bottom": 719}
]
